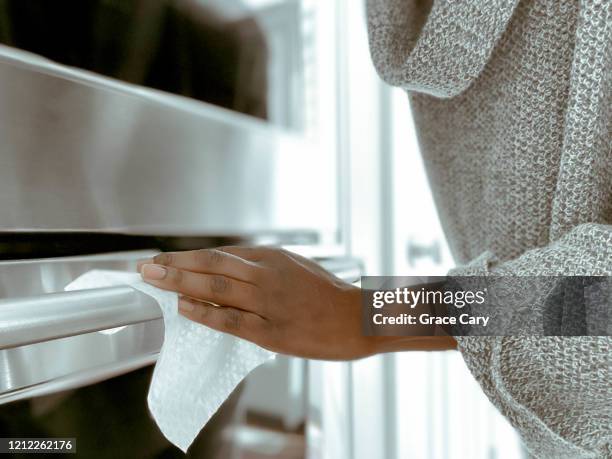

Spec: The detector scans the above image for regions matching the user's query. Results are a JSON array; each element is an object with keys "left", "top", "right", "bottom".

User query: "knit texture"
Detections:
[{"left": 367, "top": 1, "right": 611, "bottom": 458}]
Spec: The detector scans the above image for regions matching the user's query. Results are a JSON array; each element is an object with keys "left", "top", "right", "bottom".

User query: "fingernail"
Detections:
[
  {"left": 136, "top": 258, "right": 154, "bottom": 272},
  {"left": 141, "top": 264, "right": 167, "bottom": 280},
  {"left": 179, "top": 299, "right": 195, "bottom": 312}
]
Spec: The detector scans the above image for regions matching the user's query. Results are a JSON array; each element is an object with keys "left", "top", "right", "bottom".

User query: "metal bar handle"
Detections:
[
  {"left": 0, "top": 287, "right": 161, "bottom": 350},
  {"left": 0, "top": 257, "right": 362, "bottom": 351}
]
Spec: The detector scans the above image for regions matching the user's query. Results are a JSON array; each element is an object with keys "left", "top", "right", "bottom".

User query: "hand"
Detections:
[{"left": 137, "top": 247, "right": 371, "bottom": 360}]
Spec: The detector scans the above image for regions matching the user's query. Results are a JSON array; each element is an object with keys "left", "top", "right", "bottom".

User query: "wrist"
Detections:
[
  {"left": 338, "top": 284, "right": 375, "bottom": 359},
  {"left": 339, "top": 286, "right": 458, "bottom": 359},
  {"left": 352, "top": 286, "right": 457, "bottom": 355}
]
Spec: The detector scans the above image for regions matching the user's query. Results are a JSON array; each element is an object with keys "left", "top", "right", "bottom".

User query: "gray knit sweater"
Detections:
[{"left": 366, "top": 1, "right": 611, "bottom": 458}]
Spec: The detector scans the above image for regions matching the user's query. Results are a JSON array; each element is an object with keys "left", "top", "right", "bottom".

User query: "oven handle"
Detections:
[
  {"left": 0, "top": 257, "right": 362, "bottom": 350},
  {"left": 0, "top": 287, "right": 161, "bottom": 350}
]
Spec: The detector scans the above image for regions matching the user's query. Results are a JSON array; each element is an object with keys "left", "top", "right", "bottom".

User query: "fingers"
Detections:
[
  {"left": 141, "top": 264, "right": 263, "bottom": 313},
  {"left": 178, "top": 296, "right": 269, "bottom": 343},
  {"left": 139, "top": 248, "right": 260, "bottom": 283}
]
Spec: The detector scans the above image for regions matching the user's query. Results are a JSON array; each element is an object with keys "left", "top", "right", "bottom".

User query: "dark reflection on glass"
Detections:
[{"left": 0, "top": 0, "right": 269, "bottom": 119}]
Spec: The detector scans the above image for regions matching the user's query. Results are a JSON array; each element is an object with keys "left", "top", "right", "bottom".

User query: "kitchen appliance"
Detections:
[{"left": 0, "top": 45, "right": 359, "bottom": 456}]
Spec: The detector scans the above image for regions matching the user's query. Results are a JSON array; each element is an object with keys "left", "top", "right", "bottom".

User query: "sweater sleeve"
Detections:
[{"left": 453, "top": 223, "right": 612, "bottom": 458}]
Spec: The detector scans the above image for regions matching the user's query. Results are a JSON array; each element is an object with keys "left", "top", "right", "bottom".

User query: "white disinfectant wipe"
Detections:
[{"left": 65, "top": 270, "right": 275, "bottom": 452}]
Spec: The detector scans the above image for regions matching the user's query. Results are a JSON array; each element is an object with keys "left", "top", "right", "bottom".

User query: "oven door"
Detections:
[{"left": 0, "top": 37, "right": 349, "bottom": 457}]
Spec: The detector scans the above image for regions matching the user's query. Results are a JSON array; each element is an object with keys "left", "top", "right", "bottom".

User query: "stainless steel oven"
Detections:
[{"left": 0, "top": 36, "right": 359, "bottom": 457}]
